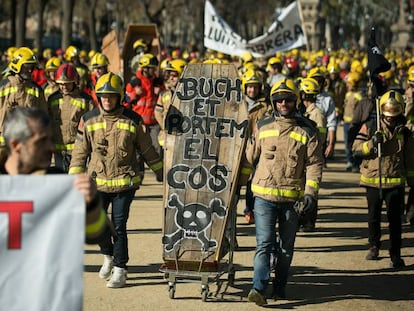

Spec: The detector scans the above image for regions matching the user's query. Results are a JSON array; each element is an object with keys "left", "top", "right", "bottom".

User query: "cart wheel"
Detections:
[
  {"left": 201, "top": 287, "right": 208, "bottom": 302},
  {"left": 228, "top": 271, "right": 235, "bottom": 286},
  {"left": 168, "top": 285, "right": 175, "bottom": 299}
]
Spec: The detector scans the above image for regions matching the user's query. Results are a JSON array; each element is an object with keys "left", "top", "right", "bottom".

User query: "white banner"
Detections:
[
  {"left": 204, "top": 0, "right": 306, "bottom": 58},
  {"left": 0, "top": 175, "right": 85, "bottom": 311}
]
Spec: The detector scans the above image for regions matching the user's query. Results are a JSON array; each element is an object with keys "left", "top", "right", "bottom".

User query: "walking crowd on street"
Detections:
[{"left": 1, "top": 42, "right": 413, "bottom": 306}]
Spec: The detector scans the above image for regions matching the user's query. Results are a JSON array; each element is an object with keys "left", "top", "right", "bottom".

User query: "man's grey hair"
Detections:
[{"left": 3, "top": 107, "right": 50, "bottom": 151}]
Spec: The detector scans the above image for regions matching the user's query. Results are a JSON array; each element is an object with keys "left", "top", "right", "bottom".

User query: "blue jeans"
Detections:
[
  {"left": 99, "top": 188, "right": 136, "bottom": 268},
  {"left": 252, "top": 197, "right": 299, "bottom": 293}
]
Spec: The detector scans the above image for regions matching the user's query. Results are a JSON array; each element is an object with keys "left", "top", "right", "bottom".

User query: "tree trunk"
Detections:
[
  {"left": 62, "top": 0, "right": 75, "bottom": 49},
  {"left": 16, "top": 0, "right": 28, "bottom": 47},
  {"left": 85, "top": 0, "right": 98, "bottom": 51},
  {"left": 35, "top": 0, "right": 48, "bottom": 56},
  {"left": 10, "top": 0, "right": 17, "bottom": 46}
]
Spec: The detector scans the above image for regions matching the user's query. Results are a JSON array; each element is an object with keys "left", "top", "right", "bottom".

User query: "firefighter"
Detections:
[
  {"left": 404, "top": 65, "right": 414, "bottom": 131},
  {"left": 1, "top": 106, "right": 112, "bottom": 244},
  {"left": 343, "top": 72, "right": 364, "bottom": 172},
  {"left": 154, "top": 58, "right": 186, "bottom": 150},
  {"left": 130, "top": 39, "right": 148, "bottom": 73},
  {"left": 240, "top": 68, "right": 271, "bottom": 224},
  {"left": 43, "top": 57, "right": 63, "bottom": 101},
  {"left": 266, "top": 56, "right": 286, "bottom": 88},
  {"left": 326, "top": 62, "right": 347, "bottom": 121},
  {"left": 307, "top": 67, "right": 337, "bottom": 161},
  {"left": 352, "top": 90, "right": 414, "bottom": 268},
  {"left": 89, "top": 52, "right": 110, "bottom": 106},
  {"left": 48, "top": 63, "right": 94, "bottom": 172},
  {"left": 0, "top": 47, "right": 47, "bottom": 164},
  {"left": 69, "top": 72, "right": 163, "bottom": 288},
  {"left": 298, "top": 77, "right": 327, "bottom": 232},
  {"left": 64, "top": 45, "right": 92, "bottom": 94},
  {"left": 245, "top": 78, "right": 323, "bottom": 305}
]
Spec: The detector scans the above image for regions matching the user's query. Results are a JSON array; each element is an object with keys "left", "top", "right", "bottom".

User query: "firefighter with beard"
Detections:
[
  {"left": 69, "top": 72, "right": 163, "bottom": 288},
  {"left": 48, "top": 63, "right": 95, "bottom": 172},
  {"left": 245, "top": 78, "right": 323, "bottom": 305},
  {"left": 0, "top": 47, "right": 47, "bottom": 164}
]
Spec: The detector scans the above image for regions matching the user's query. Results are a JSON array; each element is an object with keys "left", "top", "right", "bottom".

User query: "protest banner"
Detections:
[{"left": 0, "top": 175, "right": 84, "bottom": 311}]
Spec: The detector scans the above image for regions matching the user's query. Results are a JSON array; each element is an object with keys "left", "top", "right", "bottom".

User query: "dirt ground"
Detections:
[{"left": 83, "top": 127, "right": 414, "bottom": 310}]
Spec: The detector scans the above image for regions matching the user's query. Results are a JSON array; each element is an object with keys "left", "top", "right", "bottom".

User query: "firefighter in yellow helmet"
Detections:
[
  {"left": 244, "top": 78, "right": 323, "bottom": 305},
  {"left": 154, "top": 58, "right": 186, "bottom": 150},
  {"left": 48, "top": 63, "right": 95, "bottom": 172},
  {"left": 69, "top": 72, "right": 163, "bottom": 288},
  {"left": 352, "top": 90, "right": 414, "bottom": 268},
  {"left": 44, "top": 57, "right": 63, "bottom": 100},
  {"left": 0, "top": 47, "right": 47, "bottom": 164},
  {"left": 326, "top": 62, "right": 346, "bottom": 120},
  {"left": 64, "top": 45, "right": 91, "bottom": 94},
  {"left": 89, "top": 52, "right": 110, "bottom": 106},
  {"left": 266, "top": 57, "right": 286, "bottom": 87},
  {"left": 130, "top": 39, "right": 148, "bottom": 72},
  {"left": 240, "top": 68, "right": 271, "bottom": 224},
  {"left": 404, "top": 65, "right": 414, "bottom": 130}
]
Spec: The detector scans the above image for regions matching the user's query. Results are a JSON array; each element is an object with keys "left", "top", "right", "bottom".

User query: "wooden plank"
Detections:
[
  {"left": 101, "top": 30, "right": 122, "bottom": 75},
  {"left": 121, "top": 24, "right": 160, "bottom": 84},
  {"left": 161, "top": 63, "right": 248, "bottom": 271}
]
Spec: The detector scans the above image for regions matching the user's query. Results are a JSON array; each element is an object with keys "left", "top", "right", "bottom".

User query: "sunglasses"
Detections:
[{"left": 272, "top": 94, "right": 297, "bottom": 103}]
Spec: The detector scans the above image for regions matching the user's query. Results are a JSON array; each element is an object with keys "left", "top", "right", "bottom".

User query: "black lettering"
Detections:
[
  {"left": 200, "top": 77, "right": 213, "bottom": 97},
  {"left": 193, "top": 98, "right": 206, "bottom": 116},
  {"left": 176, "top": 77, "right": 197, "bottom": 100},
  {"left": 231, "top": 119, "right": 248, "bottom": 139},
  {"left": 274, "top": 21, "right": 284, "bottom": 32},
  {"left": 227, "top": 79, "right": 242, "bottom": 102},
  {"left": 214, "top": 79, "right": 227, "bottom": 99},
  {"left": 181, "top": 116, "right": 191, "bottom": 133},
  {"left": 215, "top": 118, "right": 230, "bottom": 138},
  {"left": 184, "top": 138, "right": 201, "bottom": 160},
  {"left": 188, "top": 166, "right": 207, "bottom": 189},
  {"left": 283, "top": 30, "right": 292, "bottom": 42},
  {"left": 167, "top": 165, "right": 189, "bottom": 189},
  {"left": 274, "top": 33, "right": 283, "bottom": 46},
  {"left": 265, "top": 40, "right": 273, "bottom": 52},
  {"left": 294, "top": 24, "right": 303, "bottom": 38},
  {"left": 209, "top": 165, "right": 228, "bottom": 192},
  {"left": 207, "top": 98, "right": 221, "bottom": 116},
  {"left": 202, "top": 139, "right": 217, "bottom": 160}
]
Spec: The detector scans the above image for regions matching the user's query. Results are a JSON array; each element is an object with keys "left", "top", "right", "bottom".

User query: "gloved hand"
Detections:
[
  {"left": 372, "top": 131, "right": 384, "bottom": 146},
  {"left": 303, "top": 195, "right": 317, "bottom": 215}
]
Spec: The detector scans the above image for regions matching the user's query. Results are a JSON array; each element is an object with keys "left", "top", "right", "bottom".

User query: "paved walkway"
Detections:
[{"left": 83, "top": 126, "right": 414, "bottom": 310}]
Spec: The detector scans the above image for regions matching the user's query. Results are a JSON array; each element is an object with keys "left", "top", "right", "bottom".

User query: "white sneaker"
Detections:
[
  {"left": 98, "top": 255, "right": 113, "bottom": 279},
  {"left": 107, "top": 266, "right": 127, "bottom": 288}
]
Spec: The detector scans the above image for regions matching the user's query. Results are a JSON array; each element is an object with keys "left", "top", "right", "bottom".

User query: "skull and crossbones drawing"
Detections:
[{"left": 162, "top": 193, "right": 227, "bottom": 252}]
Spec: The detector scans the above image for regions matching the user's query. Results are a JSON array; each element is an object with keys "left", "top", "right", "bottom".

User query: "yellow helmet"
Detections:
[
  {"left": 64, "top": 45, "right": 79, "bottom": 61},
  {"left": 241, "top": 68, "right": 262, "bottom": 93},
  {"left": 88, "top": 50, "right": 96, "bottom": 59},
  {"left": 240, "top": 51, "right": 253, "bottom": 65},
  {"left": 165, "top": 59, "right": 187, "bottom": 76},
  {"left": 327, "top": 62, "right": 340, "bottom": 74},
  {"left": 45, "top": 57, "right": 62, "bottom": 71},
  {"left": 307, "top": 67, "right": 326, "bottom": 79},
  {"left": 300, "top": 77, "right": 319, "bottom": 95},
  {"left": 350, "top": 60, "right": 363, "bottom": 74},
  {"left": 8, "top": 47, "right": 38, "bottom": 73},
  {"left": 266, "top": 57, "right": 282, "bottom": 71},
  {"left": 138, "top": 53, "right": 159, "bottom": 68},
  {"left": 379, "top": 90, "right": 404, "bottom": 117},
  {"left": 6, "top": 46, "right": 17, "bottom": 59},
  {"left": 42, "top": 48, "right": 53, "bottom": 59},
  {"left": 270, "top": 78, "right": 299, "bottom": 107},
  {"left": 133, "top": 39, "right": 147, "bottom": 53},
  {"left": 407, "top": 65, "right": 414, "bottom": 83},
  {"left": 95, "top": 72, "right": 124, "bottom": 101},
  {"left": 90, "top": 52, "right": 109, "bottom": 69},
  {"left": 203, "top": 58, "right": 222, "bottom": 64},
  {"left": 345, "top": 72, "right": 361, "bottom": 88}
]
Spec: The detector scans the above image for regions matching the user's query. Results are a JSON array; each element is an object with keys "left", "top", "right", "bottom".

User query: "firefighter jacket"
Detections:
[
  {"left": 238, "top": 95, "right": 271, "bottom": 185},
  {"left": 0, "top": 74, "right": 47, "bottom": 161},
  {"left": 68, "top": 105, "right": 163, "bottom": 193},
  {"left": 243, "top": 113, "right": 324, "bottom": 202},
  {"left": 352, "top": 117, "right": 414, "bottom": 189},
  {"left": 48, "top": 88, "right": 95, "bottom": 154},
  {"left": 44, "top": 80, "right": 59, "bottom": 102},
  {"left": 304, "top": 103, "right": 327, "bottom": 146},
  {"left": 343, "top": 91, "right": 363, "bottom": 123},
  {"left": 404, "top": 90, "right": 414, "bottom": 131},
  {"left": 155, "top": 88, "right": 173, "bottom": 147}
]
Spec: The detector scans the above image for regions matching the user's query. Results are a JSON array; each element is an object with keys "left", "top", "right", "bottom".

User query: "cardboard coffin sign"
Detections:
[{"left": 162, "top": 63, "right": 248, "bottom": 271}]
